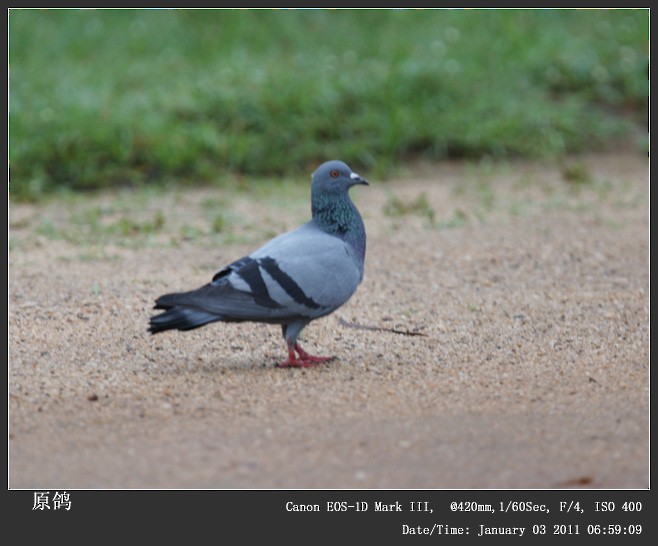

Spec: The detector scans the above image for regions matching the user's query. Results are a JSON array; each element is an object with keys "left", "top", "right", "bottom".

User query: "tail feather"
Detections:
[
  {"left": 148, "top": 306, "right": 221, "bottom": 334},
  {"left": 148, "top": 278, "right": 297, "bottom": 335}
]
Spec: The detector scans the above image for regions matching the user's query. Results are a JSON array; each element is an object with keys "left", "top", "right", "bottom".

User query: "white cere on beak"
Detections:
[{"left": 349, "top": 171, "right": 369, "bottom": 185}]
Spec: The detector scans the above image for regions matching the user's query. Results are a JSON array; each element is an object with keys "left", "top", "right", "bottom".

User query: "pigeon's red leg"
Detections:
[
  {"left": 277, "top": 341, "right": 335, "bottom": 368},
  {"left": 294, "top": 343, "right": 335, "bottom": 364},
  {"left": 277, "top": 343, "right": 305, "bottom": 368}
]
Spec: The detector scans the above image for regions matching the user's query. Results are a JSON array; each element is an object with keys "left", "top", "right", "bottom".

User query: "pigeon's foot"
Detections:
[
  {"left": 294, "top": 344, "right": 335, "bottom": 363},
  {"left": 277, "top": 343, "right": 336, "bottom": 368}
]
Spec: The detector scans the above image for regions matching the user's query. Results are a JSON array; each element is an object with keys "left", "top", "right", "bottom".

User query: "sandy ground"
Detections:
[{"left": 8, "top": 152, "right": 649, "bottom": 489}]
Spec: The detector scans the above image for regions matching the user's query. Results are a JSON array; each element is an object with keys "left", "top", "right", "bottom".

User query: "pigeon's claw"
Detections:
[{"left": 277, "top": 343, "right": 336, "bottom": 368}]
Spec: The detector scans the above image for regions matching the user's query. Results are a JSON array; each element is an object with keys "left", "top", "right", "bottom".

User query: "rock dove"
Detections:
[{"left": 149, "top": 160, "right": 368, "bottom": 368}]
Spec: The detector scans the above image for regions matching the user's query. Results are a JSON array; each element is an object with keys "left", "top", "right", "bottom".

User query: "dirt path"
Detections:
[{"left": 8, "top": 152, "right": 648, "bottom": 489}]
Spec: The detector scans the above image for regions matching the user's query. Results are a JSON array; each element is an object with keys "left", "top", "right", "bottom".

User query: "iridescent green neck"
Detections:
[{"left": 312, "top": 194, "right": 366, "bottom": 262}]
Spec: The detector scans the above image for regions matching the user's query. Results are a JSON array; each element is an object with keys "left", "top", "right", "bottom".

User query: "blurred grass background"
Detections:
[{"left": 9, "top": 8, "right": 648, "bottom": 201}]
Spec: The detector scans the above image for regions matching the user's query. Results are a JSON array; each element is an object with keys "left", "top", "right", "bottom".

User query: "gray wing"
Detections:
[{"left": 227, "top": 223, "right": 363, "bottom": 319}]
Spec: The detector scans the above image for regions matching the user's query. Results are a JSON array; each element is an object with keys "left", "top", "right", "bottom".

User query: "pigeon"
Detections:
[{"left": 148, "top": 160, "right": 368, "bottom": 368}]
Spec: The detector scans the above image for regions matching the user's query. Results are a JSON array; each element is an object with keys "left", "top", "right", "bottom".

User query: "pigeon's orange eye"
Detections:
[{"left": 330, "top": 170, "right": 340, "bottom": 178}]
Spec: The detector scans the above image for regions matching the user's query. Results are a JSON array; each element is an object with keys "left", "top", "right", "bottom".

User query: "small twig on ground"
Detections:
[{"left": 337, "top": 317, "right": 427, "bottom": 337}]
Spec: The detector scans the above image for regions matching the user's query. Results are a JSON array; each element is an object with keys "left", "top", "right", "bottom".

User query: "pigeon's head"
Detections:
[{"left": 312, "top": 160, "right": 369, "bottom": 195}]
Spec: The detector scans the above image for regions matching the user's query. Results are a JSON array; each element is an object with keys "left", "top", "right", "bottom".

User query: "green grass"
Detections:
[
  {"left": 9, "top": 8, "right": 648, "bottom": 201},
  {"left": 384, "top": 192, "right": 437, "bottom": 225}
]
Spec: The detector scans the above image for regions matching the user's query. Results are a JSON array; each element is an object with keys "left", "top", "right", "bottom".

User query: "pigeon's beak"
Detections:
[{"left": 350, "top": 172, "right": 369, "bottom": 186}]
